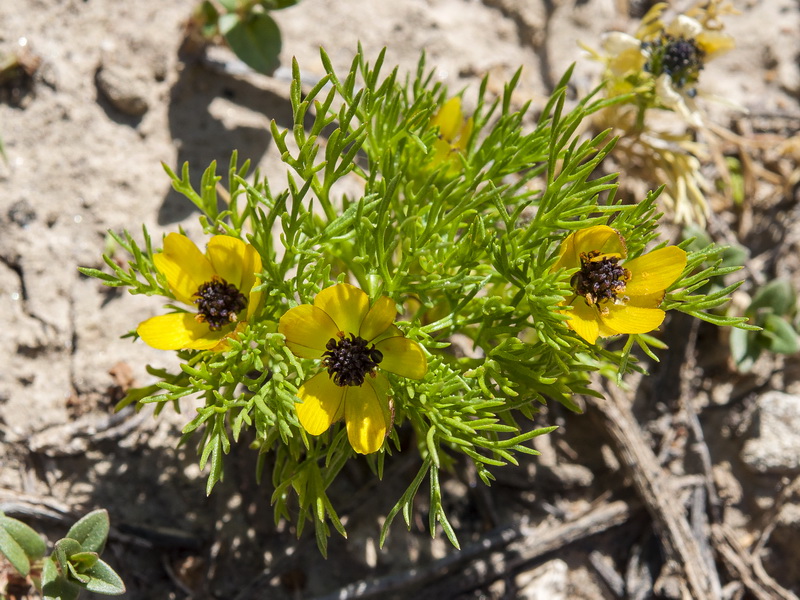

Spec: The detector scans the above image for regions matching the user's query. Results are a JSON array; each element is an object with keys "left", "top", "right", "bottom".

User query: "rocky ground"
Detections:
[{"left": 1, "top": 0, "right": 800, "bottom": 598}]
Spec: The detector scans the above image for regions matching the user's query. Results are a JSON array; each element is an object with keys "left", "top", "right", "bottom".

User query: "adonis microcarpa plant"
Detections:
[{"left": 80, "top": 46, "right": 753, "bottom": 555}]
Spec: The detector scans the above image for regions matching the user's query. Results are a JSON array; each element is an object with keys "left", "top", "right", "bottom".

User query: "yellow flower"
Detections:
[
  {"left": 279, "top": 283, "right": 428, "bottom": 454},
  {"left": 641, "top": 9, "right": 734, "bottom": 121},
  {"left": 601, "top": 32, "right": 647, "bottom": 79},
  {"left": 429, "top": 96, "right": 473, "bottom": 172},
  {"left": 137, "top": 233, "right": 262, "bottom": 351},
  {"left": 593, "top": 3, "right": 734, "bottom": 120},
  {"left": 552, "top": 225, "right": 687, "bottom": 344},
  {"left": 668, "top": 15, "right": 734, "bottom": 60}
]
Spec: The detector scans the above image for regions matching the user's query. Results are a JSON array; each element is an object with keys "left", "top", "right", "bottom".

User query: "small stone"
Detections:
[
  {"left": 95, "top": 61, "right": 149, "bottom": 117},
  {"left": 7, "top": 199, "right": 36, "bottom": 227},
  {"left": 777, "top": 503, "right": 800, "bottom": 529},
  {"left": 763, "top": 502, "right": 800, "bottom": 592},
  {"left": 516, "top": 558, "right": 568, "bottom": 600},
  {"left": 741, "top": 391, "right": 800, "bottom": 474},
  {"left": 777, "top": 60, "right": 800, "bottom": 97}
]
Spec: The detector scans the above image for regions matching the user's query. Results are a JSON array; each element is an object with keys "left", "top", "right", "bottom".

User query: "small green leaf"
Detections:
[
  {"left": 192, "top": 0, "right": 221, "bottom": 39},
  {"left": 1, "top": 514, "right": 46, "bottom": 562},
  {"left": 729, "top": 325, "right": 749, "bottom": 362},
  {"left": 220, "top": 11, "right": 281, "bottom": 75},
  {"left": 83, "top": 559, "right": 127, "bottom": 595},
  {"left": 724, "top": 156, "right": 745, "bottom": 206},
  {"left": 41, "top": 555, "right": 59, "bottom": 586},
  {"left": 730, "top": 326, "right": 760, "bottom": 372},
  {"left": 54, "top": 538, "right": 83, "bottom": 574},
  {"left": 260, "top": 0, "right": 299, "bottom": 8},
  {"left": 314, "top": 518, "right": 329, "bottom": 559},
  {"left": 42, "top": 556, "right": 82, "bottom": 600},
  {"left": 66, "top": 560, "right": 91, "bottom": 585},
  {"left": 719, "top": 244, "right": 749, "bottom": 269},
  {"left": 65, "top": 509, "right": 109, "bottom": 554},
  {"left": 114, "top": 382, "right": 162, "bottom": 411},
  {"left": 218, "top": 0, "right": 239, "bottom": 10},
  {"left": 76, "top": 266, "right": 119, "bottom": 283},
  {"left": 0, "top": 524, "right": 30, "bottom": 576},
  {"left": 749, "top": 279, "right": 796, "bottom": 316},
  {"left": 762, "top": 313, "right": 800, "bottom": 354},
  {"left": 69, "top": 550, "right": 100, "bottom": 571},
  {"left": 203, "top": 430, "right": 226, "bottom": 495}
]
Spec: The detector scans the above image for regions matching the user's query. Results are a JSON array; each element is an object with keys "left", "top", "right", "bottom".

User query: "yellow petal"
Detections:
[
  {"left": 344, "top": 380, "right": 388, "bottom": 454},
  {"left": 367, "top": 371, "right": 392, "bottom": 410},
  {"left": 206, "top": 236, "right": 246, "bottom": 288},
  {"left": 239, "top": 243, "right": 262, "bottom": 292},
  {"left": 552, "top": 234, "right": 580, "bottom": 272},
  {"left": 636, "top": 2, "right": 666, "bottom": 39},
  {"left": 627, "top": 290, "right": 666, "bottom": 309},
  {"left": 431, "top": 97, "right": 463, "bottom": 142},
  {"left": 211, "top": 322, "right": 246, "bottom": 352},
  {"left": 552, "top": 225, "right": 627, "bottom": 272},
  {"left": 697, "top": 31, "right": 735, "bottom": 58},
  {"left": 576, "top": 225, "right": 627, "bottom": 257},
  {"left": 431, "top": 138, "right": 454, "bottom": 167},
  {"left": 624, "top": 246, "right": 686, "bottom": 296},
  {"left": 314, "top": 283, "right": 369, "bottom": 336},
  {"left": 137, "top": 312, "right": 224, "bottom": 350},
  {"left": 610, "top": 47, "right": 647, "bottom": 76},
  {"left": 278, "top": 304, "right": 340, "bottom": 359},
  {"left": 597, "top": 317, "right": 619, "bottom": 339},
  {"left": 600, "top": 303, "right": 666, "bottom": 335},
  {"left": 360, "top": 296, "right": 396, "bottom": 342},
  {"left": 565, "top": 297, "right": 601, "bottom": 344},
  {"left": 666, "top": 15, "right": 702, "bottom": 39},
  {"left": 370, "top": 324, "right": 403, "bottom": 344},
  {"left": 246, "top": 287, "right": 263, "bottom": 321},
  {"left": 296, "top": 372, "right": 345, "bottom": 436},
  {"left": 368, "top": 372, "right": 394, "bottom": 438},
  {"left": 655, "top": 73, "right": 683, "bottom": 110},
  {"left": 374, "top": 337, "right": 427, "bottom": 380},
  {"left": 240, "top": 244, "right": 263, "bottom": 320},
  {"left": 155, "top": 233, "right": 215, "bottom": 305},
  {"left": 602, "top": 31, "right": 641, "bottom": 56},
  {"left": 602, "top": 32, "right": 647, "bottom": 76}
]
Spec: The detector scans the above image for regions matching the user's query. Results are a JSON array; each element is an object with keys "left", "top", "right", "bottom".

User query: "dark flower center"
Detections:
[
  {"left": 572, "top": 251, "right": 630, "bottom": 305},
  {"left": 193, "top": 276, "right": 248, "bottom": 331},
  {"left": 323, "top": 333, "right": 383, "bottom": 387},
  {"left": 644, "top": 34, "right": 705, "bottom": 89}
]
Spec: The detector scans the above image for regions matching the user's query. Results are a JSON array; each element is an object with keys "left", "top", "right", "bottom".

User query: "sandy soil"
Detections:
[{"left": 2, "top": 1, "right": 800, "bottom": 598}]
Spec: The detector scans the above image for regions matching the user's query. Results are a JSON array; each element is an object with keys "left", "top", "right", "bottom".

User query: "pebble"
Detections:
[
  {"left": 7, "top": 199, "right": 37, "bottom": 227},
  {"left": 95, "top": 60, "right": 149, "bottom": 117},
  {"left": 516, "top": 558, "right": 568, "bottom": 600},
  {"left": 741, "top": 391, "right": 800, "bottom": 474}
]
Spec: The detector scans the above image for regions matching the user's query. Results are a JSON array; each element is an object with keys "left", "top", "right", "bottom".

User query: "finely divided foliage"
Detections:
[{"left": 79, "top": 47, "right": 750, "bottom": 554}]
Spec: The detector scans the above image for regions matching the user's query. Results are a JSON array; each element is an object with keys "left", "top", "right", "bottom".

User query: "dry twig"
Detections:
[
  {"left": 712, "top": 523, "right": 799, "bottom": 600},
  {"left": 586, "top": 378, "right": 720, "bottom": 599},
  {"left": 313, "top": 498, "right": 636, "bottom": 600}
]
